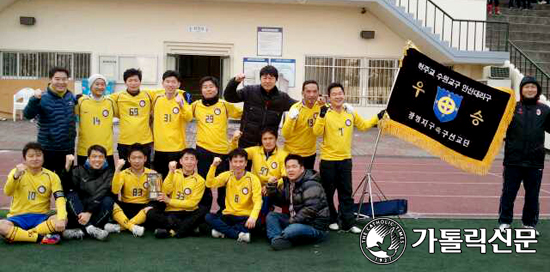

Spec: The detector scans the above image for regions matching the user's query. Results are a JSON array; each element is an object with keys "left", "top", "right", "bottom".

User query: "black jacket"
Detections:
[
  {"left": 224, "top": 78, "right": 296, "bottom": 148},
  {"left": 268, "top": 170, "right": 330, "bottom": 231},
  {"left": 503, "top": 101, "right": 550, "bottom": 168},
  {"left": 63, "top": 165, "right": 114, "bottom": 212}
]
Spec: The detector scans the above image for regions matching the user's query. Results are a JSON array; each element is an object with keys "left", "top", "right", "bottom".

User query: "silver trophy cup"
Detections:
[{"left": 147, "top": 173, "right": 162, "bottom": 200}]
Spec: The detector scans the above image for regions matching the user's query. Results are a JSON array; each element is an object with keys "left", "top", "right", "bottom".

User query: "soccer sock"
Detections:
[
  {"left": 112, "top": 203, "right": 133, "bottom": 230},
  {"left": 31, "top": 218, "right": 56, "bottom": 235},
  {"left": 129, "top": 209, "right": 148, "bottom": 226},
  {"left": 6, "top": 226, "right": 39, "bottom": 243}
]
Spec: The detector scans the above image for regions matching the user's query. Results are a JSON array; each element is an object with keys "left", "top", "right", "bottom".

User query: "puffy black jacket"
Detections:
[
  {"left": 63, "top": 165, "right": 114, "bottom": 212},
  {"left": 224, "top": 78, "right": 296, "bottom": 148},
  {"left": 503, "top": 101, "right": 550, "bottom": 168},
  {"left": 24, "top": 87, "right": 76, "bottom": 151},
  {"left": 268, "top": 169, "right": 330, "bottom": 231}
]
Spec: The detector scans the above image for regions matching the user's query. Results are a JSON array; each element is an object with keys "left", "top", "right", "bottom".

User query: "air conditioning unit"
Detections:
[{"left": 480, "top": 66, "right": 511, "bottom": 89}]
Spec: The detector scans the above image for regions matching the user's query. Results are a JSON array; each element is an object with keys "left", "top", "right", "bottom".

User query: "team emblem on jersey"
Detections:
[
  {"left": 37, "top": 186, "right": 46, "bottom": 194},
  {"left": 271, "top": 162, "right": 278, "bottom": 169},
  {"left": 214, "top": 108, "right": 221, "bottom": 115},
  {"left": 173, "top": 107, "right": 180, "bottom": 114},
  {"left": 143, "top": 182, "right": 149, "bottom": 189},
  {"left": 184, "top": 188, "right": 192, "bottom": 195},
  {"left": 102, "top": 109, "right": 109, "bottom": 117},
  {"left": 537, "top": 109, "right": 541, "bottom": 116},
  {"left": 242, "top": 187, "right": 249, "bottom": 195},
  {"left": 139, "top": 100, "right": 146, "bottom": 107},
  {"left": 345, "top": 119, "right": 352, "bottom": 126},
  {"left": 313, "top": 113, "right": 319, "bottom": 119}
]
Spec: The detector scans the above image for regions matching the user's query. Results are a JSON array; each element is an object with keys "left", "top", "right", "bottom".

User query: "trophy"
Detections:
[{"left": 147, "top": 173, "right": 163, "bottom": 200}]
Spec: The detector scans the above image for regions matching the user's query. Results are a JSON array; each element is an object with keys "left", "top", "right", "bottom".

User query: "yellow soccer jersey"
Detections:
[
  {"left": 162, "top": 170, "right": 205, "bottom": 212},
  {"left": 110, "top": 90, "right": 155, "bottom": 145},
  {"left": 244, "top": 146, "right": 288, "bottom": 185},
  {"left": 313, "top": 109, "right": 378, "bottom": 161},
  {"left": 4, "top": 168, "right": 67, "bottom": 220},
  {"left": 76, "top": 95, "right": 117, "bottom": 156},
  {"left": 206, "top": 167, "right": 262, "bottom": 219},
  {"left": 281, "top": 102, "right": 321, "bottom": 157},
  {"left": 111, "top": 168, "right": 154, "bottom": 204},
  {"left": 152, "top": 93, "right": 193, "bottom": 152},
  {"left": 192, "top": 100, "right": 243, "bottom": 154}
]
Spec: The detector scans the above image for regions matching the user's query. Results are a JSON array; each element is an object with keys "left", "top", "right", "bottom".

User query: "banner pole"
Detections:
[{"left": 356, "top": 128, "right": 383, "bottom": 220}]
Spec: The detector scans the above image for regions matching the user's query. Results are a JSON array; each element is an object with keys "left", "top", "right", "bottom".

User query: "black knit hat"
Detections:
[{"left": 519, "top": 76, "right": 542, "bottom": 100}]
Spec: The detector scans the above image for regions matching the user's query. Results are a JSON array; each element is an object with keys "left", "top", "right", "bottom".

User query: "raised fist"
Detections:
[
  {"left": 288, "top": 107, "right": 300, "bottom": 120},
  {"left": 116, "top": 159, "right": 126, "bottom": 171},
  {"left": 14, "top": 163, "right": 27, "bottom": 179},
  {"left": 33, "top": 89, "right": 43, "bottom": 99},
  {"left": 232, "top": 130, "right": 243, "bottom": 141},
  {"left": 65, "top": 154, "right": 75, "bottom": 171},
  {"left": 168, "top": 161, "right": 177, "bottom": 173},
  {"left": 234, "top": 73, "right": 246, "bottom": 83},
  {"left": 212, "top": 157, "right": 222, "bottom": 167}
]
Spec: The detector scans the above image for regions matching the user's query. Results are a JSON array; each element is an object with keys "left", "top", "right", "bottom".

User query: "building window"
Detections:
[
  {"left": 0, "top": 51, "right": 91, "bottom": 79},
  {"left": 305, "top": 56, "right": 398, "bottom": 106}
]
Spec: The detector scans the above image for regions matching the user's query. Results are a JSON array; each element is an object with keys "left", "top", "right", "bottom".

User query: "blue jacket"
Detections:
[{"left": 24, "top": 87, "right": 77, "bottom": 151}]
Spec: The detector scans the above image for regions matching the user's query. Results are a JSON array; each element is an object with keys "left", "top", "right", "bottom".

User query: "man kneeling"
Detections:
[
  {"left": 266, "top": 154, "right": 330, "bottom": 250},
  {"left": 205, "top": 148, "right": 262, "bottom": 243},
  {"left": 146, "top": 148, "right": 207, "bottom": 238},
  {"left": 0, "top": 142, "right": 67, "bottom": 244}
]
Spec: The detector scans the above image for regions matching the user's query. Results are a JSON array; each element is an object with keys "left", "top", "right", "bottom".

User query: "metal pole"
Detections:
[{"left": 356, "top": 128, "right": 383, "bottom": 220}]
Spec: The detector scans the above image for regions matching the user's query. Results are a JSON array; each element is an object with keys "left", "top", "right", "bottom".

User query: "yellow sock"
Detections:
[
  {"left": 129, "top": 208, "right": 148, "bottom": 226},
  {"left": 30, "top": 218, "right": 56, "bottom": 235},
  {"left": 112, "top": 203, "right": 134, "bottom": 230},
  {"left": 6, "top": 226, "right": 39, "bottom": 243}
]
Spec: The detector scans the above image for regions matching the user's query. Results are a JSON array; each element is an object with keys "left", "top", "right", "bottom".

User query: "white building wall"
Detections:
[{"left": 0, "top": 0, "right": 407, "bottom": 100}]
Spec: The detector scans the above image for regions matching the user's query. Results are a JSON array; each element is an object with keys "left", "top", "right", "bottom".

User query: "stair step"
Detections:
[
  {"left": 509, "top": 40, "right": 550, "bottom": 51},
  {"left": 518, "top": 50, "right": 550, "bottom": 63},
  {"left": 509, "top": 23, "right": 550, "bottom": 33},
  {"left": 500, "top": 7, "right": 550, "bottom": 17},
  {"left": 489, "top": 14, "right": 550, "bottom": 24},
  {"left": 508, "top": 31, "right": 550, "bottom": 41}
]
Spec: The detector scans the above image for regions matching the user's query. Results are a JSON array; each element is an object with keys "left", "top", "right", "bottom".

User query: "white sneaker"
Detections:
[
  {"left": 85, "top": 225, "right": 109, "bottom": 241},
  {"left": 346, "top": 226, "right": 362, "bottom": 234},
  {"left": 211, "top": 229, "right": 225, "bottom": 238},
  {"left": 237, "top": 232, "right": 251, "bottom": 243},
  {"left": 522, "top": 225, "right": 541, "bottom": 237},
  {"left": 62, "top": 229, "right": 85, "bottom": 240},
  {"left": 104, "top": 223, "right": 121, "bottom": 233},
  {"left": 498, "top": 223, "right": 511, "bottom": 234},
  {"left": 328, "top": 223, "right": 340, "bottom": 231},
  {"left": 131, "top": 225, "right": 145, "bottom": 237}
]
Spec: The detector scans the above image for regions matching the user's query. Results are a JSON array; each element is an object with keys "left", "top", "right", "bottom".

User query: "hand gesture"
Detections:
[
  {"left": 316, "top": 96, "right": 327, "bottom": 105},
  {"left": 65, "top": 154, "right": 75, "bottom": 171},
  {"left": 157, "top": 193, "right": 170, "bottom": 204},
  {"left": 232, "top": 130, "right": 243, "bottom": 142},
  {"left": 234, "top": 73, "right": 246, "bottom": 83},
  {"left": 212, "top": 157, "right": 222, "bottom": 167},
  {"left": 175, "top": 93, "right": 184, "bottom": 107},
  {"left": 245, "top": 217, "right": 256, "bottom": 229},
  {"left": 319, "top": 105, "right": 329, "bottom": 118},
  {"left": 14, "top": 163, "right": 27, "bottom": 179},
  {"left": 115, "top": 159, "right": 126, "bottom": 172},
  {"left": 54, "top": 216, "right": 67, "bottom": 232},
  {"left": 168, "top": 161, "right": 177, "bottom": 173},
  {"left": 78, "top": 212, "right": 92, "bottom": 225},
  {"left": 33, "top": 89, "right": 43, "bottom": 99}
]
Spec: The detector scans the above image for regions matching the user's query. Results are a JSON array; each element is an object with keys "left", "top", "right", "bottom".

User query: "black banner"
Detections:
[{"left": 381, "top": 48, "right": 515, "bottom": 175}]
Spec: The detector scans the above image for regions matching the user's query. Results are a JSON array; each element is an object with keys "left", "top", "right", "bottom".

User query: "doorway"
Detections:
[{"left": 173, "top": 55, "right": 222, "bottom": 101}]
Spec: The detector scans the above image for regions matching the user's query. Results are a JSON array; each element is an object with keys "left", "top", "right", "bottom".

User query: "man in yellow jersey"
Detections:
[
  {"left": 152, "top": 70, "right": 193, "bottom": 179},
  {"left": 192, "top": 76, "right": 242, "bottom": 211},
  {"left": 107, "top": 144, "right": 157, "bottom": 237},
  {"left": 76, "top": 74, "right": 117, "bottom": 168},
  {"left": 313, "top": 82, "right": 384, "bottom": 234},
  {"left": 0, "top": 142, "right": 67, "bottom": 244},
  {"left": 146, "top": 148, "right": 207, "bottom": 238},
  {"left": 110, "top": 69, "right": 154, "bottom": 168},
  {"left": 205, "top": 149, "right": 262, "bottom": 243},
  {"left": 281, "top": 80, "right": 324, "bottom": 169}
]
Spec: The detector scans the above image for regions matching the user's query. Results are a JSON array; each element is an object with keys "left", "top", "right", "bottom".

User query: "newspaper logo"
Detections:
[{"left": 360, "top": 218, "right": 407, "bottom": 265}]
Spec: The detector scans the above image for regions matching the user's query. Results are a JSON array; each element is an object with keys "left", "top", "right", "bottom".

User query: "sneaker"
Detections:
[
  {"left": 154, "top": 229, "right": 171, "bottom": 239},
  {"left": 271, "top": 236, "right": 292, "bottom": 250},
  {"left": 104, "top": 223, "right": 121, "bottom": 233},
  {"left": 211, "top": 229, "right": 225, "bottom": 238},
  {"left": 62, "top": 229, "right": 85, "bottom": 240},
  {"left": 345, "top": 226, "right": 362, "bottom": 234},
  {"left": 498, "top": 223, "right": 511, "bottom": 234},
  {"left": 86, "top": 225, "right": 109, "bottom": 241},
  {"left": 131, "top": 225, "right": 145, "bottom": 237},
  {"left": 237, "top": 232, "right": 251, "bottom": 243},
  {"left": 40, "top": 234, "right": 61, "bottom": 245},
  {"left": 522, "top": 225, "right": 541, "bottom": 237},
  {"left": 328, "top": 223, "right": 340, "bottom": 231}
]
